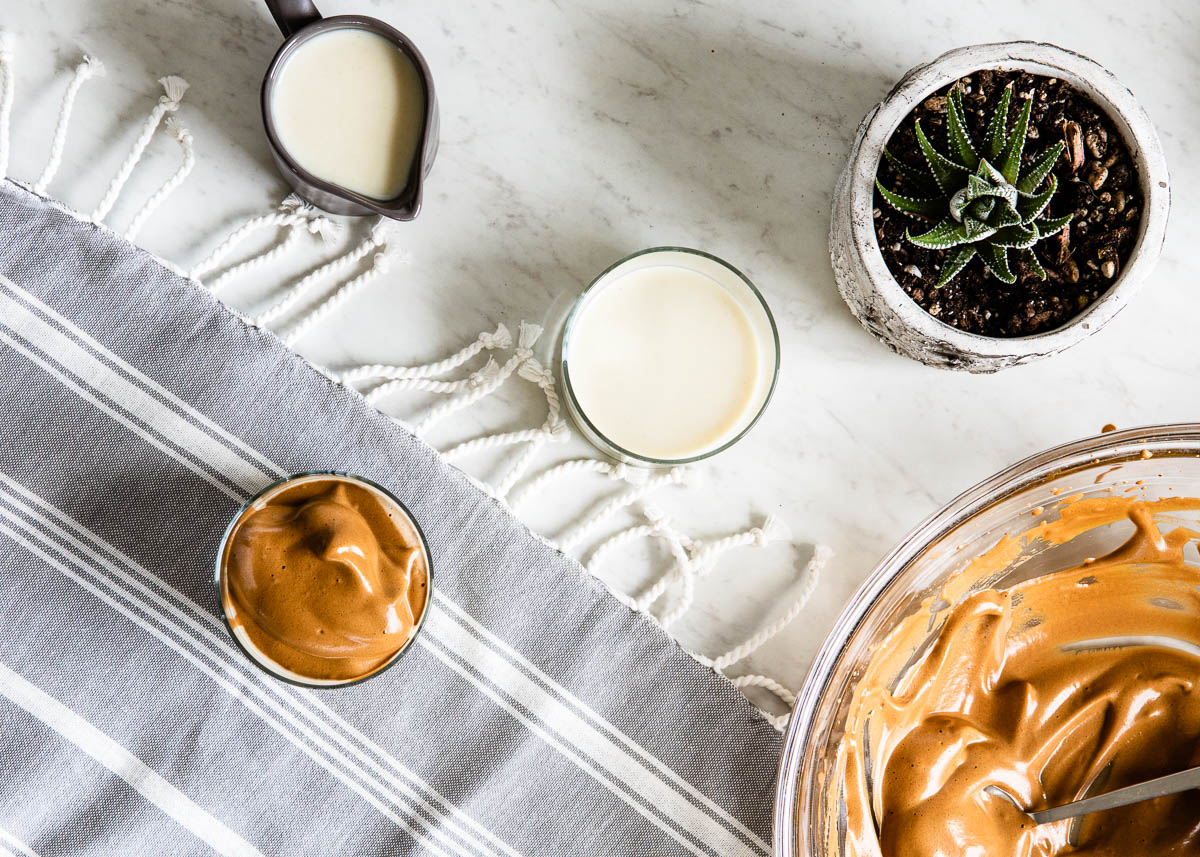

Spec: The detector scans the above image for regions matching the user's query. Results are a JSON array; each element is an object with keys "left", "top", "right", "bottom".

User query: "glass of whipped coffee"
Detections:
[{"left": 214, "top": 472, "right": 432, "bottom": 688}]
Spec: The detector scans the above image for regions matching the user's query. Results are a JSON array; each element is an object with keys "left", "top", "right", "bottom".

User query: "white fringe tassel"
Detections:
[
  {"left": 509, "top": 458, "right": 636, "bottom": 512},
  {"left": 336, "top": 323, "right": 512, "bottom": 385},
  {"left": 415, "top": 322, "right": 542, "bottom": 434},
  {"left": 252, "top": 217, "right": 386, "bottom": 326},
  {"left": 282, "top": 220, "right": 403, "bottom": 346},
  {"left": 655, "top": 516, "right": 792, "bottom": 627},
  {"left": 589, "top": 503, "right": 694, "bottom": 612},
  {"left": 91, "top": 75, "right": 189, "bottom": 223},
  {"left": 699, "top": 544, "right": 830, "bottom": 670},
  {"left": 695, "top": 544, "right": 833, "bottom": 731},
  {"left": 0, "top": 32, "right": 16, "bottom": 181},
  {"left": 447, "top": 352, "right": 570, "bottom": 499},
  {"left": 124, "top": 117, "right": 195, "bottom": 241},
  {"left": 731, "top": 675, "right": 796, "bottom": 730},
  {"left": 443, "top": 426, "right": 561, "bottom": 461},
  {"left": 579, "top": 497, "right": 830, "bottom": 729},
  {"left": 585, "top": 504, "right": 680, "bottom": 582},
  {"left": 366, "top": 358, "right": 500, "bottom": 402},
  {"left": 193, "top": 195, "right": 336, "bottom": 288},
  {"left": 558, "top": 467, "right": 688, "bottom": 553},
  {"left": 33, "top": 54, "right": 104, "bottom": 195},
  {"left": 494, "top": 436, "right": 548, "bottom": 500}
]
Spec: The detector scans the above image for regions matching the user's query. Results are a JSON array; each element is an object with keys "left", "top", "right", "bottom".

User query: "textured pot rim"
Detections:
[{"left": 841, "top": 40, "right": 1169, "bottom": 361}]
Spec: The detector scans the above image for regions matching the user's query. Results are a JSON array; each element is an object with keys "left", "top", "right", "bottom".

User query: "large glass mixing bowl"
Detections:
[{"left": 773, "top": 423, "right": 1200, "bottom": 856}]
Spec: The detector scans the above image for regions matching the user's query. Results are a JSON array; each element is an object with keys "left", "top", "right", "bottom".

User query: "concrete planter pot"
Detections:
[{"left": 830, "top": 41, "right": 1169, "bottom": 373}]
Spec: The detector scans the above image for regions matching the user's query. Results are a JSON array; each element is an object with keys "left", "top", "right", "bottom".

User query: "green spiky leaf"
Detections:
[
  {"left": 1036, "top": 212, "right": 1073, "bottom": 237},
  {"left": 990, "top": 224, "right": 1041, "bottom": 248},
  {"left": 976, "top": 158, "right": 1008, "bottom": 185},
  {"left": 994, "top": 185, "right": 1018, "bottom": 212},
  {"left": 966, "top": 173, "right": 993, "bottom": 199},
  {"left": 978, "top": 243, "right": 1016, "bottom": 283},
  {"left": 883, "top": 148, "right": 938, "bottom": 193},
  {"left": 935, "top": 245, "right": 976, "bottom": 288},
  {"left": 970, "top": 160, "right": 1018, "bottom": 210},
  {"left": 989, "top": 202, "right": 1023, "bottom": 230},
  {"left": 963, "top": 167, "right": 1017, "bottom": 208},
  {"left": 998, "top": 96, "right": 1033, "bottom": 185},
  {"left": 1024, "top": 248, "right": 1047, "bottom": 280},
  {"left": 875, "top": 178, "right": 945, "bottom": 218},
  {"left": 964, "top": 217, "right": 997, "bottom": 241},
  {"left": 915, "top": 119, "right": 969, "bottom": 192},
  {"left": 949, "top": 188, "right": 971, "bottom": 221},
  {"left": 908, "top": 216, "right": 969, "bottom": 249},
  {"left": 1017, "top": 174, "right": 1058, "bottom": 223},
  {"left": 1017, "top": 141, "right": 1064, "bottom": 194},
  {"left": 970, "top": 196, "right": 998, "bottom": 222},
  {"left": 946, "top": 88, "right": 979, "bottom": 170},
  {"left": 983, "top": 85, "right": 1013, "bottom": 160}
]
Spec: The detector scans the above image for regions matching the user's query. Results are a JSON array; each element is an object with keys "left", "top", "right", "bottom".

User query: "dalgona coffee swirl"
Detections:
[
  {"left": 834, "top": 498, "right": 1200, "bottom": 857},
  {"left": 220, "top": 475, "right": 429, "bottom": 683}
]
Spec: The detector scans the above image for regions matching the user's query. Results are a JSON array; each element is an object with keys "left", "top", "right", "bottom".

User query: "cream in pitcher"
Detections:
[{"left": 269, "top": 27, "right": 427, "bottom": 200}]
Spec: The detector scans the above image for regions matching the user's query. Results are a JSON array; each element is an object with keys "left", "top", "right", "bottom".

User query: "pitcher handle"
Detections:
[{"left": 264, "top": 0, "right": 322, "bottom": 38}]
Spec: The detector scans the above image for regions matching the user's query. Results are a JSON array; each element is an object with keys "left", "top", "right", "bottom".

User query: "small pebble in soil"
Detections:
[{"left": 1064, "top": 121, "right": 1086, "bottom": 172}]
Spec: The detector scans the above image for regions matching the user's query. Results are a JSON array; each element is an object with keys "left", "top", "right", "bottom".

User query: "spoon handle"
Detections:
[
  {"left": 1032, "top": 765, "right": 1200, "bottom": 825},
  {"left": 264, "top": 0, "right": 322, "bottom": 38}
]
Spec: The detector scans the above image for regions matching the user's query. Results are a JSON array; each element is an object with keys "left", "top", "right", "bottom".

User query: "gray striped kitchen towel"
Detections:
[{"left": 0, "top": 179, "right": 782, "bottom": 857}]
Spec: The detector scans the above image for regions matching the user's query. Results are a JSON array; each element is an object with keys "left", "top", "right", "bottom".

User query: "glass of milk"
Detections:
[{"left": 561, "top": 248, "right": 780, "bottom": 466}]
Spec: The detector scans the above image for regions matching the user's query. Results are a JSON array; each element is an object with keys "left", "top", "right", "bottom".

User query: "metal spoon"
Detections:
[
  {"left": 986, "top": 764, "right": 1200, "bottom": 831},
  {"left": 1028, "top": 765, "right": 1200, "bottom": 825}
]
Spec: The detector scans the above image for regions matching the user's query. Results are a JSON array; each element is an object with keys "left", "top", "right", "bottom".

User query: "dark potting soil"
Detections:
[{"left": 874, "top": 69, "right": 1143, "bottom": 338}]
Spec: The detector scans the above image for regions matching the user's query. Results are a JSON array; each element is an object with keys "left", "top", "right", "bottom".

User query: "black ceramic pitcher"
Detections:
[{"left": 260, "top": 0, "right": 439, "bottom": 219}]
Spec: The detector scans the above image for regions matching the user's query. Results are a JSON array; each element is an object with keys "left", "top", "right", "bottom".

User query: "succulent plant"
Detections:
[{"left": 876, "top": 85, "right": 1072, "bottom": 288}]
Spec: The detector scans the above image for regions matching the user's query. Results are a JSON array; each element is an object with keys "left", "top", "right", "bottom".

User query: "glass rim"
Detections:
[
  {"left": 773, "top": 422, "right": 1200, "bottom": 855},
  {"left": 212, "top": 470, "right": 434, "bottom": 690},
  {"left": 560, "top": 246, "right": 781, "bottom": 467}
]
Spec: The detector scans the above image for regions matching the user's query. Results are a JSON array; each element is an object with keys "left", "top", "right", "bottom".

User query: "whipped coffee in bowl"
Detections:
[
  {"left": 774, "top": 425, "right": 1200, "bottom": 857},
  {"left": 215, "top": 472, "right": 431, "bottom": 687}
]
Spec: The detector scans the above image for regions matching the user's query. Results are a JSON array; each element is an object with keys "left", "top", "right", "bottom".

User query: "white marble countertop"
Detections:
[{"left": 5, "top": 0, "right": 1199, "bottom": 714}]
